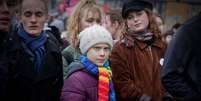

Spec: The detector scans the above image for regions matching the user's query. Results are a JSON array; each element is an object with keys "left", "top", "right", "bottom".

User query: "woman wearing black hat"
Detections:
[{"left": 110, "top": 0, "right": 167, "bottom": 101}]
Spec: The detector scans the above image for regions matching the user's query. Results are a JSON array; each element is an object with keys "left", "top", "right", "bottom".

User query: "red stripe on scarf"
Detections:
[
  {"left": 99, "top": 72, "right": 110, "bottom": 78},
  {"left": 98, "top": 67, "right": 110, "bottom": 101}
]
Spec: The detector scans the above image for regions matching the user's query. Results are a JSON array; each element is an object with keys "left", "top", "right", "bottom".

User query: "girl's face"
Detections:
[
  {"left": 126, "top": 10, "right": 149, "bottom": 33},
  {"left": 87, "top": 43, "right": 110, "bottom": 66},
  {"left": 80, "top": 10, "right": 101, "bottom": 31}
]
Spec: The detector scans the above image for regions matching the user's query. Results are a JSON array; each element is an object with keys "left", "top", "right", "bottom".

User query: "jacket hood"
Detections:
[{"left": 66, "top": 61, "right": 85, "bottom": 78}]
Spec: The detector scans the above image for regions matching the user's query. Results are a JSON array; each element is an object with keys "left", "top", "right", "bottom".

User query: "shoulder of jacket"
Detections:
[
  {"left": 47, "top": 32, "right": 59, "bottom": 43},
  {"left": 6, "top": 33, "right": 23, "bottom": 52},
  {"left": 113, "top": 39, "right": 132, "bottom": 50},
  {"left": 66, "top": 61, "right": 84, "bottom": 78},
  {"left": 63, "top": 45, "right": 76, "bottom": 53}
]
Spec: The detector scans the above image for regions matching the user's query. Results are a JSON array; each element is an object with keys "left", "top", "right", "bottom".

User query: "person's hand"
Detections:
[
  {"left": 162, "top": 92, "right": 175, "bottom": 101},
  {"left": 139, "top": 94, "right": 152, "bottom": 101}
]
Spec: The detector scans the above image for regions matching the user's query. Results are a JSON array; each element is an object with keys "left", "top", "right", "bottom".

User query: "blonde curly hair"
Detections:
[{"left": 67, "top": 0, "right": 103, "bottom": 48}]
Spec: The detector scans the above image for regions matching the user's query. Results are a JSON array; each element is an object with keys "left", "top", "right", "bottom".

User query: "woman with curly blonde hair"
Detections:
[
  {"left": 110, "top": 0, "right": 168, "bottom": 101},
  {"left": 62, "top": 0, "right": 103, "bottom": 78}
]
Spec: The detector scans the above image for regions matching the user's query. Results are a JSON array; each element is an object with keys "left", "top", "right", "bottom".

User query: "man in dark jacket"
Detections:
[
  {"left": 162, "top": 12, "right": 201, "bottom": 100},
  {"left": 4, "top": 0, "right": 63, "bottom": 101},
  {"left": 0, "top": 0, "right": 10, "bottom": 98},
  {"left": 0, "top": 0, "right": 20, "bottom": 99}
]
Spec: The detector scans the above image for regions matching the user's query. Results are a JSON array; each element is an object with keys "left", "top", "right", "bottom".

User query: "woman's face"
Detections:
[
  {"left": 126, "top": 10, "right": 149, "bottom": 33},
  {"left": 102, "top": 15, "right": 118, "bottom": 37},
  {"left": 87, "top": 43, "right": 110, "bottom": 66},
  {"left": 80, "top": 10, "right": 101, "bottom": 31}
]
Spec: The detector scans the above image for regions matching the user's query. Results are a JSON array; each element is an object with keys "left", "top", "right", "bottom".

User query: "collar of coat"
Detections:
[
  {"left": 121, "top": 36, "right": 164, "bottom": 50},
  {"left": 136, "top": 38, "right": 164, "bottom": 50}
]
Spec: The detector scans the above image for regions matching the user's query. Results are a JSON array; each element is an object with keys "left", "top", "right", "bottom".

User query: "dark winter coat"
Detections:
[
  {"left": 162, "top": 12, "right": 201, "bottom": 101},
  {"left": 5, "top": 31, "right": 63, "bottom": 101},
  {"left": 0, "top": 32, "right": 9, "bottom": 100},
  {"left": 61, "top": 61, "right": 98, "bottom": 101}
]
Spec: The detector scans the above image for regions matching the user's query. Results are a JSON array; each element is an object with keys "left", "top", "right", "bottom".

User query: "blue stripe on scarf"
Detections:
[
  {"left": 80, "top": 55, "right": 116, "bottom": 101},
  {"left": 17, "top": 25, "right": 47, "bottom": 73}
]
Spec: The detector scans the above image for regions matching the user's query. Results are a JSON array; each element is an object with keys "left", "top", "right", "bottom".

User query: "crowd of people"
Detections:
[{"left": 1, "top": 0, "right": 201, "bottom": 101}]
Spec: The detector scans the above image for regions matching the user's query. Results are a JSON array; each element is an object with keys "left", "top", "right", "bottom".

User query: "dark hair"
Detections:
[
  {"left": 105, "top": 10, "right": 123, "bottom": 26},
  {"left": 172, "top": 23, "right": 182, "bottom": 30},
  {"left": 164, "top": 30, "right": 174, "bottom": 37},
  {"left": 3, "top": 0, "right": 22, "bottom": 7}
]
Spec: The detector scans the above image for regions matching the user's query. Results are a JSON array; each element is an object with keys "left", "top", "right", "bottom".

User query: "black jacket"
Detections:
[
  {"left": 0, "top": 32, "right": 9, "bottom": 100},
  {"left": 162, "top": 12, "right": 201, "bottom": 101},
  {"left": 5, "top": 32, "right": 63, "bottom": 101}
]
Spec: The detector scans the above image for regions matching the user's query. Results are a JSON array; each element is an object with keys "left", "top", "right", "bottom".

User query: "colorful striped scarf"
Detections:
[{"left": 80, "top": 55, "right": 116, "bottom": 101}]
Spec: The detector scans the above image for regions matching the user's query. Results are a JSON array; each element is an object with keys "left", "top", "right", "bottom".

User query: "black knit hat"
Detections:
[{"left": 122, "top": 0, "right": 153, "bottom": 18}]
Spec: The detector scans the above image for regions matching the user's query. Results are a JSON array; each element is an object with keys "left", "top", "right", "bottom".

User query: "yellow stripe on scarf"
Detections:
[
  {"left": 99, "top": 76, "right": 109, "bottom": 83},
  {"left": 98, "top": 67, "right": 111, "bottom": 101}
]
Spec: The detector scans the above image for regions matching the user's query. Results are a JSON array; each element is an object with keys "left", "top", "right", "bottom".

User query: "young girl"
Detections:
[
  {"left": 61, "top": 25, "right": 116, "bottom": 101},
  {"left": 62, "top": 0, "right": 102, "bottom": 78},
  {"left": 110, "top": 0, "right": 166, "bottom": 101}
]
